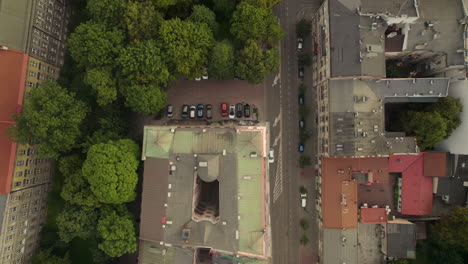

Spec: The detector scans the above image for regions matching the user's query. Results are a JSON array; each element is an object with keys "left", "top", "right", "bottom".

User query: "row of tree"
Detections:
[{"left": 66, "top": 0, "right": 283, "bottom": 116}]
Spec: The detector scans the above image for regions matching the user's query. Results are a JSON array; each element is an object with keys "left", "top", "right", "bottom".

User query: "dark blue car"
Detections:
[
  {"left": 299, "top": 143, "right": 304, "bottom": 152},
  {"left": 197, "top": 104, "right": 204, "bottom": 118}
]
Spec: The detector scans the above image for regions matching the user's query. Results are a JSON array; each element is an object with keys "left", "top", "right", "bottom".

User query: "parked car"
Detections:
[
  {"left": 202, "top": 71, "right": 209, "bottom": 80},
  {"left": 221, "top": 103, "right": 228, "bottom": 117},
  {"left": 244, "top": 104, "right": 251, "bottom": 118},
  {"left": 299, "top": 143, "right": 304, "bottom": 152},
  {"left": 236, "top": 103, "right": 243, "bottom": 118},
  {"left": 195, "top": 76, "right": 201, "bottom": 81},
  {"left": 297, "top": 38, "right": 303, "bottom": 51},
  {"left": 182, "top": 104, "right": 189, "bottom": 119},
  {"left": 229, "top": 104, "right": 235, "bottom": 119},
  {"left": 197, "top": 104, "right": 204, "bottom": 118},
  {"left": 166, "top": 104, "right": 173, "bottom": 118},
  {"left": 301, "top": 193, "right": 307, "bottom": 208},
  {"left": 189, "top": 105, "right": 196, "bottom": 119},
  {"left": 268, "top": 149, "right": 274, "bottom": 163},
  {"left": 299, "top": 94, "right": 304, "bottom": 105},
  {"left": 206, "top": 104, "right": 212, "bottom": 119},
  {"left": 299, "top": 118, "right": 305, "bottom": 129},
  {"left": 298, "top": 67, "right": 304, "bottom": 78}
]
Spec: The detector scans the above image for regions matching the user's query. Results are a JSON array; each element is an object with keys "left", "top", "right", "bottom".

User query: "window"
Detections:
[
  {"left": 31, "top": 48, "right": 38, "bottom": 54},
  {"left": 10, "top": 216, "right": 16, "bottom": 221},
  {"left": 7, "top": 235, "right": 13, "bottom": 240},
  {"left": 25, "top": 192, "right": 31, "bottom": 197},
  {"left": 16, "top": 160, "right": 24, "bottom": 166},
  {"left": 24, "top": 179, "right": 30, "bottom": 185},
  {"left": 4, "top": 255, "right": 11, "bottom": 260},
  {"left": 28, "top": 72, "right": 36, "bottom": 77},
  {"left": 33, "top": 28, "right": 40, "bottom": 34},
  {"left": 8, "top": 226, "right": 14, "bottom": 231},
  {"left": 23, "top": 204, "right": 28, "bottom": 209},
  {"left": 14, "top": 182, "right": 21, "bottom": 187},
  {"left": 11, "top": 207, "right": 17, "bottom": 212},
  {"left": 34, "top": 207, "right": 39, "bottom": 212},
  {"left": 35, "top": 168, "right": 41, "bottom": 174},
  {"left": 4, "top": 246, "right": 11, "bottom": 252},
  {"left": 27, "top": 82, "right": 34, "bottom": 87},
  {"left": 16, "top": 172, "right": 23, "bottom": 177},
  {"left": 29, "top": 61, "right": 37, "bottom": 67}
]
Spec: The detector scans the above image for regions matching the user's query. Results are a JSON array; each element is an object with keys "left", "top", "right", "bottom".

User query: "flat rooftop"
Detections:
[
  {"left": 139, "top": 126, "right": 269, "bottom": 260},
  {"left": 359, "top": 0, "right": 418, "bottom": 18},
  {"left": 323, "top": 228, "right": 358, "bottom": 264},
  {"left": 328, "top": 78, "right": 449, "bottom": 157}
]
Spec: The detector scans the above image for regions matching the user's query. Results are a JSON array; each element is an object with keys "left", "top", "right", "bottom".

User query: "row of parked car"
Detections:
[{"left": 166, "top": 103, "right": 251, "bottom": 119}]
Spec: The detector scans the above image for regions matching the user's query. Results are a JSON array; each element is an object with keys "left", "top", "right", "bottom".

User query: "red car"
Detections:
[{"left": 221, "top": 103, "right": 228, "bottom": 117}]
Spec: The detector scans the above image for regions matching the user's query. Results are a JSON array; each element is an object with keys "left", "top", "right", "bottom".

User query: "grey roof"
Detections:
[
  {"left": 328, "top": 0, "right": 386, "bottom": 77},
  {"left": 0, "top": 0, "right": 32, "bottom": 51},
  {"left": 323, "top": 228, "right": 358, "bottom": 264},
  {"left": 138, "top": 240, "right": 194, "bottom": 264},
  {"left": 328, "top": 78, "right": 449, "bottom": 157},
  {"left": 140, "top": 158, "right": 169, "bottom": 242},
  {"left": 163, "top": 153, "right": 239, "bottom": 252},
  {"left": 359, "top": 0, "right": 418, "bottom": 18},
  {"left": 386, "top": 222, "right": 416, "bottom": 259},
  {"left": 435, "top": 154, "right": 468, "bottom": 205},
  {"left": 357, "top": 223, "right": 385, "bottom": 264},
  {"left": 404, "top": 0, "right": 465, "bottom": 67}
]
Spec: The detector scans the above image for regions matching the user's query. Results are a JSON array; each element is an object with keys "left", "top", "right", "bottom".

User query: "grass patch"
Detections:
[{"left": 393, "top": 183, "right": 399, "bottom": 209}]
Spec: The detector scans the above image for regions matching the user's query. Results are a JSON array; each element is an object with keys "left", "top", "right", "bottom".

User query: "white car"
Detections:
[
  {"left": 195, "top": 76, "right": 201, "bottom": 81},
  {"left": 297, "top": 38, "right": 303, "bottom": 51},
  {"left": 268, "top": 149, "right": 274, "bottom": 163},
  {"left": 301, "top": 193, "right": 307, "bottom": 208},
  {"left": 202, "top": 71, "right": 209, "bottom": 80},
  {"left": 228, "top": 104, "right": 235, "bottom": 119}
]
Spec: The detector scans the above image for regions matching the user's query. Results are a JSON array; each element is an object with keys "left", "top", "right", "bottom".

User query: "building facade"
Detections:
[{"left": 0, "top": 0, "right": 70, "bottom": 263}]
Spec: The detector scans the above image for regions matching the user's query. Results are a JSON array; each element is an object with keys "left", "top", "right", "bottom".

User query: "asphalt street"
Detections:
[{"left": 266, "top": 0, "right": 321, "bottom": 263}]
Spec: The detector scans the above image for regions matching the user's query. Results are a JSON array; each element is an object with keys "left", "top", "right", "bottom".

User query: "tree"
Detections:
[
  {"left": 125, "top": 1, "right": 163, "bottom": 41},
  {"left": 402, "top": 111, "right": 448, "bottom": 150},
  {"left": 152, "top": 0, "right": 179, "bottom": 9},
  {"left": 189, "top": 5, "right": 219, "bottom": 34},
  {"left": 33, "top": 248, "right": 71, "bottom": 264},
  {"left": 213, "top": 0, "right": 236, "bottom": 18},
  {"left": 244, "top": 0, "right": 281, "bottom": 9},
  {"left": 9, "top": 82, "right": 88, "bottom": 158},
  {"left": 429, "top": 96, "right": 463, "bottom": 136},
  {"left": 97, "top": 208, "right": 137, "bottom": 257},
  {"left": 264, "top": 47, "right": 280, "bottom": 72},
  {"left": 209, "top": 41, "right": 235, "bottom": 80},
  {"left": 235, "top": 40, "right": 266, "bottom": 84},
  {"left": 68, "top": 22, "right": 124, "bottom": 68},
  {"left": 61, "top": 172, "right": 101, "bottom": 210},
  {"left": 230, "top": 2, "right": 283, "bottom": 46},
  {"left": 117, "top": 40, "right": 171, "bottom": 86},
  {"left": 298, "top": 53, "right": 312, "bottom": 67},
  {"left": 58, "top": 155, "right": 83, "bottom": 176},
  {"left": 159, "top": 18, "right": 214, "bottom": 78},
  {"left": 84, "top": 67, "right": 117, "bottom": 106},
  {"left": 300, "top": 218, "right": 309, "bottom": 230},
  {"left": 82, "top": 139, "right": 140, "bottom": 204},
  {"left": 432, "top": 207, "right": 468, "bottom": 251},
  {"left": 87, "top": 0, "right": 127, "bottom": 27},
  {"left": 296, "top": 18, "right": 311, "bottom": 38},
  {"left": 299, "top": 155, "right": 312, "bottom": 168},
  {"left": 299, "top": 234, "right": 309, "bottom": 245},
  {"left": 120, "top": 83, "right": 167, "bottom": 115},
  {"left": 56, "top": 205, "right": 98, "bottom": 243}
]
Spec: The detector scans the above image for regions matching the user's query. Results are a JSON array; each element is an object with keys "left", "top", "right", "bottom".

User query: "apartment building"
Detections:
[{"left": 0, "top": 0, "right": 70, "bottom": 263}]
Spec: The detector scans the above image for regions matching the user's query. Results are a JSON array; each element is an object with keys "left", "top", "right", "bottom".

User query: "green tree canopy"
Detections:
[
  {"left": 58, "top": 155, "right": 83, "bottom": 176},
  {"left": 97, "top": 208, "right": 137, "bottom": 257},
  {"left": 117, "top": 40, "right": 171, "bottom": 86},
  {"left": 298, "top": 53, "right": 312, "bottom": 67},
  {"left": 296, "top": 18, "right": 311, "bottom": 38},
  {"left": 189, "top": 5, "right": 219, "bottom": 34},
  {"left": 125, "top": 1, "right": 163, "bottom": 41},
  {"left": 403, "top": 111, "right": 447, "bottom": 150},
  {"left": 230, "top": 2, "right": 283, "bottom": 46},
  {"left": 264, "top": 46, "right": 280, "bottom": 72},
  {"left": 209, "top": 40, "right": 235, "bottom": 80},
  {"left": 87, "top": 0, "right": 127, "bottom": 27},
  {"left": 61, "top": 172, "right": 102, "bottom": 210},
  {"left": 429, "top": 96, "right": 463, "bottom": 136},
  {"left": 152, "top": 0, "right": 179, "bottom": 9},
  {"left": 10, "top": 81, "right": 88, "bottom": 158},
  {"left": 235, "top": 41, "right": 279, "bottom": 84},
  {"left": 245, "top": 0, "right": 281, "bottom": 9},
  {"left": 120, "top": 83, "right": 167, "bottom": 115},
  {"left": 84, "top": 67, "right": 117, "bottom": 106},
  {"left": 82, "top": 139, "right": 140, "bottom": 204},
  {"left": 159, "top": 18, "right": 214, "bottom": 78},
  {"left": 432, "top": 207, "right": 468, "bottom": 251},
  {"left": 33, "top": 248, "right": 71, "bottom": 264},
  {"left": 68, "top": 22, "right": 124, "bottom": 68},
  {"left": 56, "top": 205, "right": 98, "bottom": 243}
]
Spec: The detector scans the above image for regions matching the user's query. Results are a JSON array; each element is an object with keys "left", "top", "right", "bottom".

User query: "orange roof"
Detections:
[
  {"left": 0, "top": 49, "right": 28, "bottom": 194},
  {"left": 321, "top": 157, "right": 389, "bottom": 229},
  {"left": 423, "top": 152, "right": 447, "bottom": 177},
  {"left": 360, "top": 208, "right": 387, "bottom": 224}
]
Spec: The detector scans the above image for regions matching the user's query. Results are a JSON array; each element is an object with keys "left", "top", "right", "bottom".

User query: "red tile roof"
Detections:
[
  {"left": 0, "top": 49, "right": 27, "bottom": 194},
  {"left": 360, "top": 208, "right": 387, "bottom": 224},
  {"left": 389, "top": 154, "right": 433, "bottom": 215},
  {"left": 321, "top": 157, "right": 389, "bottom": 229},
  {"left": 423, "top": 152, "right": 447, "bottom": 177}
]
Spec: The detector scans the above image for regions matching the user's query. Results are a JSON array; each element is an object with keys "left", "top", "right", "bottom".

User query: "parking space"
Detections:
[{"left": 160, "top": 79, "right": 265, "bottom": 123}]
